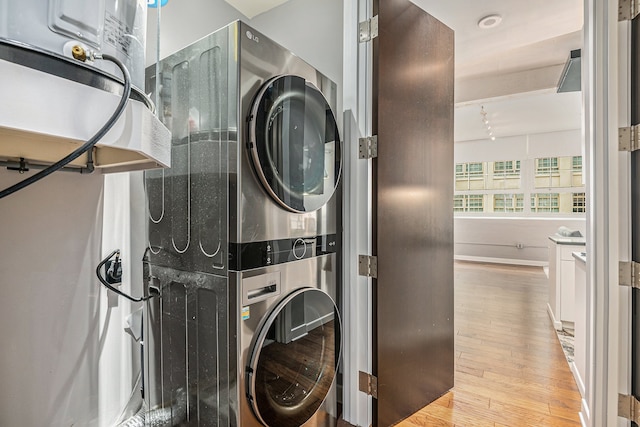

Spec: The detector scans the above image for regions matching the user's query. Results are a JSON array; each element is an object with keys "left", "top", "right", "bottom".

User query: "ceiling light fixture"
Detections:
[
  {"left": 480, "top": 106, "right": 496, "bottom": 141},
  {"left": 478, "top": 14, "right": 502, "bottom": 29}
]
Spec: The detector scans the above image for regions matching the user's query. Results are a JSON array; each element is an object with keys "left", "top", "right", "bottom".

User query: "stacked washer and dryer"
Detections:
[{"left": 143, "top": 21, "right": 342, "bottom": 427}]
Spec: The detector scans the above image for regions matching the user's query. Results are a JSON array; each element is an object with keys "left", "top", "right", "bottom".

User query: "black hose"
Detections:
[
  {"left": 0, "top": 54, "right": 132, "bottom": 199},
  {"left": 96, "top": 249, "right": 148, "bottom": 303}
]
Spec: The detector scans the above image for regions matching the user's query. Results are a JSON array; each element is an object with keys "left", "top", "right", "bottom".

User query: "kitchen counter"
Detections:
[
  {"left": 573, "top": 251, "right": 587, "bottom": 263},
  {"left": 549, "top": 235, "right": 586, "bottom": 245}
]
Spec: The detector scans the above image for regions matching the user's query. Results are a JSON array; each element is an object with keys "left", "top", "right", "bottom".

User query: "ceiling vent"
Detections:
[{"left": 557, "top": 49, "right": 581, "bottom": 93}]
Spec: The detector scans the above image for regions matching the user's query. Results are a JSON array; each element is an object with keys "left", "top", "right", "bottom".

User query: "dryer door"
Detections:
[
  {"left": 248, "top": 75, "right": 342, "bottom": 213},
  {"left": 246, "top": 287, "right": 342, "bottom": 427}
]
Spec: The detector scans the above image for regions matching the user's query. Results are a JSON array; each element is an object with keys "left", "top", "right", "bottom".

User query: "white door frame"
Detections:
[{"left": 342, "top": 0, "right": 373, "bottom": 425}]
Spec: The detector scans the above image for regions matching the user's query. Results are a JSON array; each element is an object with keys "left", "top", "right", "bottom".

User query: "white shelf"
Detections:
[{"left": 0, "top": 57, "right": 170, "bottom": 173}]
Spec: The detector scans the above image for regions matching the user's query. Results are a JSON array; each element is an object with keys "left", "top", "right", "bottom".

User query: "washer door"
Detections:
[
  {"left": 247, "top": 288, "right": 342, "bottom": 427},
  {"left": 248, "top": 75, "right": 342, "bottom": 213}
]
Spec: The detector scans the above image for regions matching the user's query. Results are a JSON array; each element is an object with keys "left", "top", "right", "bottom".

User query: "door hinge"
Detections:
[
  {"left": 619, "top": 394, "right": 640, "bottom": 423},
  {"left": 359, "top": 371, "right": 378, "bottom": 399},
  {"left": 619, "top": 261, "right": 640, "bottom": 288},
  {"left": 619, "top": 126, "right": 640, "bottom": 152},
  {"left": 619, "top": 0, "right": 640, "bottom": 21},
  {"left": 358, "top": 255, "right": 378, "bottom": 278},
  {"left": 359, "top": 136, "right": 378, "bottom": 159},
  {"left": 359, "top": 15, "right": 379, "bottom": 42}
]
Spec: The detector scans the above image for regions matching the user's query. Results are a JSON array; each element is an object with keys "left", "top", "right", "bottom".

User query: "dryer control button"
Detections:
[{"left": 293, "top": 238, "right": 307, "bottom": 260}]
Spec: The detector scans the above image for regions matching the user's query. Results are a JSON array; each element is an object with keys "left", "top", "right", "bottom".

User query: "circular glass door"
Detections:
[
  {"left": 248, "top": 75, "right": 342, "bottom": 213},
  {"left": 246, "top": 288, "right": 342, "bottom": 427}
]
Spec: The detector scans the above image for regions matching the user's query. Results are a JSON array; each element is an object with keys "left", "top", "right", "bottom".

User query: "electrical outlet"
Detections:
[{"left": 105, "top": 259, "right": 122, "bottom": 284}]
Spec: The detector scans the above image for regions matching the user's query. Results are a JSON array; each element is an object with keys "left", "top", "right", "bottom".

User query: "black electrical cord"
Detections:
[
  {"left": 0, "top": 53, "right": 132, "bottom": 199},
  {"left": 96, "top": 249, "right": 151, "bottom": 303}
]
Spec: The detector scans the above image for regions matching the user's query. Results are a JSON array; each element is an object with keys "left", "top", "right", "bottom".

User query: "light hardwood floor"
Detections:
[{"left": 397, "top": 261, "right": 582, "bottom": 427}]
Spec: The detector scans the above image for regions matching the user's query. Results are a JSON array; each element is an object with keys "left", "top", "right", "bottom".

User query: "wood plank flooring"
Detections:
[{"left": 397, "top": 261, "right": 582, "bottom": 427}]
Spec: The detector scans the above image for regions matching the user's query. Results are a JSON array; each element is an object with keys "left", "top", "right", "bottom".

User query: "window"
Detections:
[
  {"left": 493, "top": 160, "right": 521, "bottom": 177},
  {"left": 467, "top": 163, "right": 483, "bottom": 176},
  {"left": 467, "top": 195, "right": 484, "bottom": 212},
  {"left": 536, "top": 157, "right": 559, "bottom": 175},
  {"left": 453, "top": 195, "right": 464, "bottom": 212},
  {"left": 493, "top": 194, "right": 524, "bottom": 212},
  {"left": 531, "top": 193, "right": 559, "bottom": 212},
  {"left": 455, "top": 162, "right": 487, "bottom": 191},
  {"left": 456, "top": 162, "right": 484, "bottom": 178},
  {"left": 572, "top": 156, "right": 582, "bottom": 173},
  {"left": 573, "top": 192, "right": 586, "bottom": 213},
  {"left": 453, "top": 194, "right": 484, "bottom": 212}
]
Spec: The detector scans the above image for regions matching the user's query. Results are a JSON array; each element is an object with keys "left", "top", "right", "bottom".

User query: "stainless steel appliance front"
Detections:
[
  {"left": 143, "top": 21, "right": 342, "bottom": 427},
  {"left": 231, "top": 254, "right": 341, "bottom": 427},
  {"left": 145, "top": 20, "right": 341, "bottom": 271},
  {"left": 235, "top": 21, "right": 341, "bottom": 243}
]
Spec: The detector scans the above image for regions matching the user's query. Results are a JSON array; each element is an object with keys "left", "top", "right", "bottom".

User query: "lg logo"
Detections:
[{"left": 246, "top": 30, "right": 259, "bottom": 43}]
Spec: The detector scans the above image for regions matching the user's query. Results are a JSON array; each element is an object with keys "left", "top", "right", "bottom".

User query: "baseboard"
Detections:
[
  {"left": 547, "top": 303, "right": 563, "bottom": 331},
  {"left": 455, "top": 255, "right": 548, "bottom": 267},
  {"left": 569, "top": 361, "right": 585, "bottom": 397},
  {"left": 338, "top": 418, "right": 357, "bottom": 427},
  {"left": 579, "top": 398, "right": 590, "bottom": 427}
]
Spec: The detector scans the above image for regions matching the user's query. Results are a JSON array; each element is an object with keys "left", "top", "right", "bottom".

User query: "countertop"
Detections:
[
  {"left": 548, "top": 235, "right": 586, "bottom": 245},
  {"left": 572, "top": 251, "right": 587, "bottom": 264}
]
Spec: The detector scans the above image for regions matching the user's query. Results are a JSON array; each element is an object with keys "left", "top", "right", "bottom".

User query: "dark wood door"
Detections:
[{"left": 372, "top": 0, "right": 455, "bottom": 425}]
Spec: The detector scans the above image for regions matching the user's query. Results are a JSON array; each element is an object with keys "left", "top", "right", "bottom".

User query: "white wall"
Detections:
[
  {"left": 455, "top": 129, "right": 583, "bottom": 163},
  {"left": 455, "top": 128, "right": 586, "bottom": 264},
  {"left": 0, "top": 172, "right": 106, "bottom": 426},
  {"left": 455, "top": 217, "right": 586, "bottom": 265}
]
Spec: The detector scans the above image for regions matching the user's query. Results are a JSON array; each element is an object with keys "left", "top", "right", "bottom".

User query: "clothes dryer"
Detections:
[
  {"left": 144, "top": 20, "right": 342, "bottom": 274},
  {"left": 230, "top": 22, "right": 342, "bottom": 272}
]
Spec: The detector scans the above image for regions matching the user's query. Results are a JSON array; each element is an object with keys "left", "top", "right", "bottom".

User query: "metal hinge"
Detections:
[
  {"left": 619, "top": 394, "right": 640, "bottom": 423},
  {"left": 358, "top": 255, "right": 378, "bottom": 278},
  {"left": 619, "top": 0, "right": 640, "bottom": 21},
  {"left": 359, "top": 15, "right": 379, "bottom": 42},
  {"left": 359, "top": 136, "right": 378, "bottom": 159},
  {"left": 619, "top": 261, "right": 640, "bottom": 288},
  {"left": 619, "top": 126, "right": 640, "bottom": 151},
  {"left": 359, "top": 371, "right": 378, "bottom": 398}
]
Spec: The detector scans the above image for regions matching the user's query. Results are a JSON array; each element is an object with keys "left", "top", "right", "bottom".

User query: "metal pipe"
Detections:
[
  {"left": 0, "top": 159, "right": 94, "bottom": 174},
  {"left": 455, "top": 241, "right": 548, "bottom": 249}
]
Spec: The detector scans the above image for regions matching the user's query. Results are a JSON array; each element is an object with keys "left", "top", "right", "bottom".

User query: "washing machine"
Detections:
[
  {"left": 231, "top": 252, "right": 341, "bottom": 427},
  {"left": 142, "top": 20, "right": 343, "bottom": 427}
]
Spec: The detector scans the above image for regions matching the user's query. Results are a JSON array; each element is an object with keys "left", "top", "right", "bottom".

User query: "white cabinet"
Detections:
[
  {"left": 573, "top": 252, "right": 587, "bottom": 397},
  {"left": 572, "top": 252, "right": 589, "bottom": 425},
  {"left": 547, "top": 236, "right": 585, "bottom": 331}
]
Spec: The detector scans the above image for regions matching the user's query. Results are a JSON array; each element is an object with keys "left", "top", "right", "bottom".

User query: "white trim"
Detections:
[
  {"left": 570, "top": 361, "right": 586, "bottom": 397},
  {"left": 342, "top": 0, "right": 373, "bottom": 425},
  {"left": 546, "top": 303, "right": 564, "bottom": 331},
  {"left": 584, "top": 0, "right": 623, "bottom": 425},
  {"left": 580, "top": 398, "right": 591, "bottom": 427},
  {"left": 616, "top": 11, "right": 633, "bottom": 427},
  {"left": 454, "top": 255, "right": 548, "bottom": 268}
]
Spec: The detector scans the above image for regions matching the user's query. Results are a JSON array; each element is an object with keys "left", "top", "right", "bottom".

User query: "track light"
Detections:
[{"left": 480, "top": 106, "right": 496, "bottom": 141}]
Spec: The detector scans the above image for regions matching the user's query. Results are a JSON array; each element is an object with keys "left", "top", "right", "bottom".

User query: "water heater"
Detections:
[
  {"left": 0, "top": 0, "right": 170, "bottom": 176},
  {"left": 0, "top": 0, "right": 147, "bottom": 89}
]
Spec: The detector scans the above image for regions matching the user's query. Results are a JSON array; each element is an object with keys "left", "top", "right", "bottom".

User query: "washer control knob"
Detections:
[{"left": 293, "top": 238, "right": 307, "bottom": 260}]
